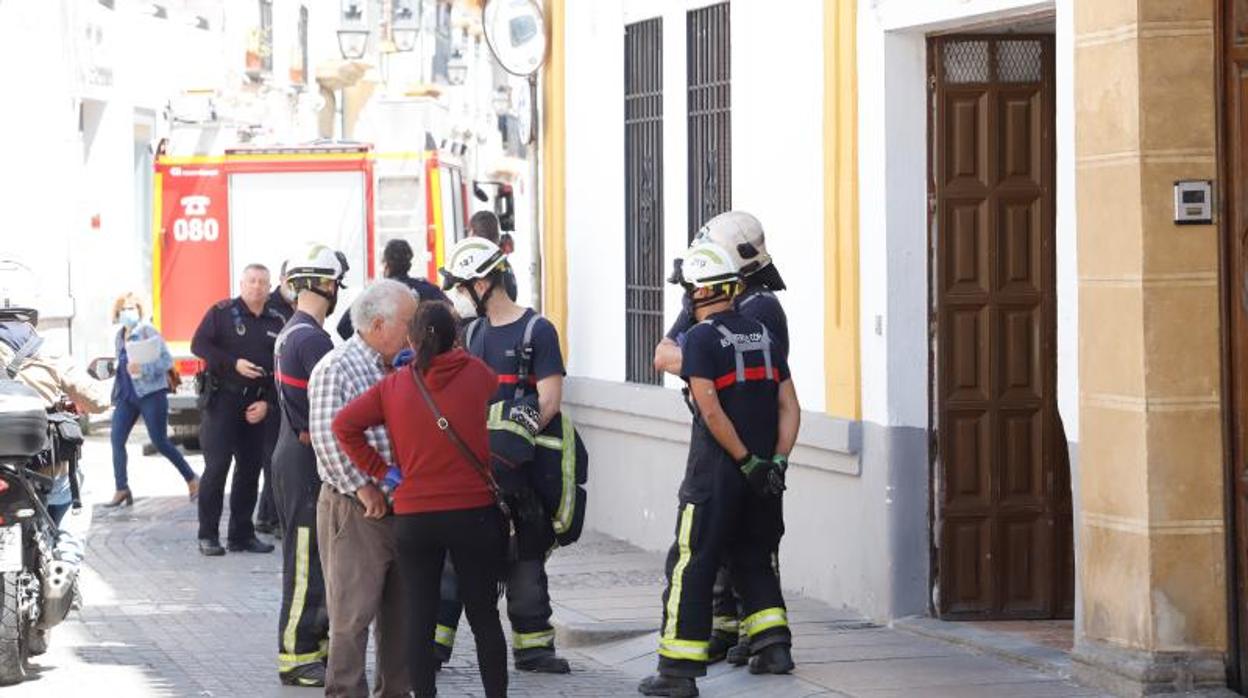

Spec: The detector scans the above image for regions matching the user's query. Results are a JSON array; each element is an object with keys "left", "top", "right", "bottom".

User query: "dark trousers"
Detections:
[
  {"left": 272, "top": 425, "right": 328, "bottom": 673},
  {"left": 257, "top": 413, "right": 280, "bottom": 526},
  {"left": 436, "top": 528, "right": 557, "bottom": 661},
  {"left": 197, "top": 390, "right": 272, "bottom": 544},
  {"left": 110, "top": 390, "right": 197, "bottom": 491},
  {"left": 396, "top": 506, "right": 507, "bottom": 698},
  {"left": 656, "top": 453, "right": 789, "bottom": 678}
]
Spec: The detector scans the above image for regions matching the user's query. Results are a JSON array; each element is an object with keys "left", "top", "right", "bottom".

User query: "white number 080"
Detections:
[{"left": 172, "top": 217, "right": 220, "bottom": 242}]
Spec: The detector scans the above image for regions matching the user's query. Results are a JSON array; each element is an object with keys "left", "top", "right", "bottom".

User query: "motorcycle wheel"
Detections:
[
  {"left": 25, "top": 627, "right": 46, "bottom": 657},
  {"left": 0, "top": 573, "right": 26, "bottom": 685}
]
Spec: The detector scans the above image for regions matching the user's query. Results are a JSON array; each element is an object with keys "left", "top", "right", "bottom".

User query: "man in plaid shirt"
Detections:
[{"left": 309, "top": 279, "right": 418, "bottom": 698}]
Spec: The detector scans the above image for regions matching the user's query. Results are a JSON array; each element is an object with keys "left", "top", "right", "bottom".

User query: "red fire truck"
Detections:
[{"left": 153, "top": 142, "right": 472, "bottom": 446}]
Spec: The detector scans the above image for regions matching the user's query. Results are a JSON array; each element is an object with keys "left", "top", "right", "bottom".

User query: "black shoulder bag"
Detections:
[{"left": 409, "top": 365, "right": 517, "bottom": 564}]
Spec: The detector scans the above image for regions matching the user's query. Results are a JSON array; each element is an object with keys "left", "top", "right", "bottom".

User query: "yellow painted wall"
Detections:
[
  {"left": 823, "top": 0, "right": 860, "bottom": 419},
  {"left": 542, "top": 0, "right": 568, "bottom": 356}
]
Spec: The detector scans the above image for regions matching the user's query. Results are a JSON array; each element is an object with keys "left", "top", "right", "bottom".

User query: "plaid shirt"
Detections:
[{"left": 308, "top": 334, "right": 394, "bottom": 494}]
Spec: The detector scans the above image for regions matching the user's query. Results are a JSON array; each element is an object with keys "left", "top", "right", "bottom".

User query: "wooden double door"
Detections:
[{"left": 929, "top": 34, "right": 1074, "bottom": 620}]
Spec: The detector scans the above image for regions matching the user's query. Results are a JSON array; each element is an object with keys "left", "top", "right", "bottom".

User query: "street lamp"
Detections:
[
  {"left": 337, "top": 0, "right": 369, "bottom": 60},
  {"left": 391, "top": 0, "right": 419, "bottom": 53}
]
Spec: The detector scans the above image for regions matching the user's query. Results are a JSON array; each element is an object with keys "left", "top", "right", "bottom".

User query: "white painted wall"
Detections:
[{"left": 857, "top": 0, "right": 1079, "bottom": 440}]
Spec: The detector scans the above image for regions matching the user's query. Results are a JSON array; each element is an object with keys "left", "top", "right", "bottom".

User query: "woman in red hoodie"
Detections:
[{"left": 332, "top": 301, "right": 507, "bottom": 698}]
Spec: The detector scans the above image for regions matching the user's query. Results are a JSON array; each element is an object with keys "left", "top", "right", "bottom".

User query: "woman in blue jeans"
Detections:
[{"left": 105, "top": 293, "right": 199, "bottom": 507}]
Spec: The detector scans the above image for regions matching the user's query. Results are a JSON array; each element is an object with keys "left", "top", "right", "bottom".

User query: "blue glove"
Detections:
[
  {"left": 393, "top": 348, "right": 414, "bottom": 368},
  {"left": 381, "top": 466, "right": 403, "bottom": 494}
]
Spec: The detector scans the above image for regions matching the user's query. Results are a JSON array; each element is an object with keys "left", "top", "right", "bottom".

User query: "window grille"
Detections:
[
  {"left": 625, "top": 18, "right": 664, "bottom": 385},
  {"left": 687, "top": 2, "right": 731, "bottom": 241}
]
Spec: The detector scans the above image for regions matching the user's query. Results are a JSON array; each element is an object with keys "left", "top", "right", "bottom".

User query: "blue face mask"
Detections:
[{"left": 119, "top": 309, "right": 140, "bottom": 328}]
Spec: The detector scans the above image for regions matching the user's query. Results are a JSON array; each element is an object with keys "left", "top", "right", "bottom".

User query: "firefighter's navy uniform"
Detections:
[
  {"left": 272, "top": 309, "right": 333, "bottom": 678},
  {"left": 665, "top": 284, "right": 789, "bottom": 654},
  {"left": 656, "top": 309, "right": 791, "bottom": 679},
  {"left": 436, "top": 308, "right": 569, "bottom": 666},
  {"left": 257, "top": 288, "right": 293, "bottom": 533},
  {"left": 191, "top": 298, "right": 286, "bottom": 547}
]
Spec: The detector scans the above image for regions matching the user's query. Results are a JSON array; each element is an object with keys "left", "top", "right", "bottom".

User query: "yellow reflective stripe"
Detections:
[
  {"left": 535, "top": 436, "right": 561, "bottom": 449},
  {"left": 551, "top": 416, "right": 576, "bottom": 534},
  {"left": 512, "top": 629, "right": 556, "bottom": 649},
  {"left": 278, "top": 646, "right": 327, "bottom": 671},
  {"left": 658, "top": 638, "right": 709, "bottom": 662},
  {"left": 741, "top": 607, "right": 788, "bottom": 637},
  {"left": 435, "top": 624, "right": 456, "bottom": 648},
  {"left": 663, "top": 504, "right": 696, "bottom": 640},
  {"left": 713, "top": 615, "right": 740, "bottom": 633},
  {"left": 488, "top": 402, "right": 536, "bottom": 444},
  {"left": 282, "top": 527, "right": 311, "bottom": 655}
]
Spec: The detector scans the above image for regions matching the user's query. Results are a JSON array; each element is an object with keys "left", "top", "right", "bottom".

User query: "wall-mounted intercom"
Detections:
[{"left": 1174, "top": 180, "right": 1213, "bottom": 225}]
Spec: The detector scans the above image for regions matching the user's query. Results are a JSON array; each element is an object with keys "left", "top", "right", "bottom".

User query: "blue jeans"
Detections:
[{"left": 110, "top": 390, "right": 197, "bottom": 491}]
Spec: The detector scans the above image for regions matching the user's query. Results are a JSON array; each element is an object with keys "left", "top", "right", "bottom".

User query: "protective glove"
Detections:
[
  {"left": 737, "top": 455, "right": 773, "bottom": 497},
  {"left": 767, "top": 455, "right": 789, "bottom": 496},
  {"left": 392, "top": 348, "right": 414, "bottom": 368},
  {"left": 380, "top": 466, "right": 403, "bottom": 498},
  {"left": 508, "top": 402, "right": 541, "bottom": 436}
]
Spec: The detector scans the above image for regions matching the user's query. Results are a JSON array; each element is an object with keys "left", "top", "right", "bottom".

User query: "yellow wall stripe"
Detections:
[
  {"left": 151, "top": 171, "right": 164, "bottom": 330},
  {"left": 542, "top": 0, "right": 569, "bottom": 357},
  {"left": 823, "top": 0, "right": 861, "bottom": 419}
]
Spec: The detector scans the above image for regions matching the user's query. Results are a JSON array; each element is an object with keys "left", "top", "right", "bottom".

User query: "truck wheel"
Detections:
[{"left": 0, "top": 573, "right": 27, "bottom": 685}]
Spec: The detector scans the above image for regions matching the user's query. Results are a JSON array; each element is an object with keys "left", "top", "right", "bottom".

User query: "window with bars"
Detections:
[
  {"left": 687, "top": 2, "right": 731, "bottom": 241},
  {"left": 259, "top": 0, "right": 274, "bottom": 76},
  {"left": 625, "top": 18, "right": 664, "bottom": 385},
  {"left": 296, "top": 5, "right": 309, "bottom": 87}
]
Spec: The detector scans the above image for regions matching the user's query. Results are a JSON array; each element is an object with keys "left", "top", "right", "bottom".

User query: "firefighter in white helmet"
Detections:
[
  {"left": 434, "top": 236, "right": 582, "bottom": 674},
  {"left": 654, "top": 210, "right": 791, "bottom": 665},
  {"left": 640, "top": 239, "right": 799, "bottom": 697},
  {"left": 271, "top": 243, "right": 348, "bottom": 687}
]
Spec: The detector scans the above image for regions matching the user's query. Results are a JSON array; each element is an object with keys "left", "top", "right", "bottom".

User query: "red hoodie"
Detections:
[{"left": 332, "top": 348, "right": 497, "bottom": 515}]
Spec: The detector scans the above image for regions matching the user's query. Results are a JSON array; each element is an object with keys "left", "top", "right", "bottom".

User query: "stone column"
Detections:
[{"left": 1073, "top": 0, "right": 1225, "bottom": 694}]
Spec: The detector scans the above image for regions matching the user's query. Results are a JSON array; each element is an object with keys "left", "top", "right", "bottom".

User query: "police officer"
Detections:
[
  {"left": 191, "top": 263, "right": 285, "bottom": 557},
  {"left": 271, "top": 245, "right": 347, "bottom": 687},
  {"left": 336, "top": 239, "right": 447, "bottom": 340},
  {"left": 436, "top": 236, "right": 572, "bottom": 674},
  {"left": 639, "top": 240, "right": 799, "bottom": 698},
  {"left": 257, "top": 260, "right": 295, "bottom": 538},
  {"left": 653, "top": 210, "right": 789, "bottom": 665}
]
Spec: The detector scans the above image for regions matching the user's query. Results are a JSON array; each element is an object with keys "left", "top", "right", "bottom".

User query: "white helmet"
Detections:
[
  {"left": 693, "top": 211, "right": 774, "bottom": 278},
  {"left": 285, "top": 243, "right": 349, "bottom": 287},
  {"left": 0, "top": 260, "right": 39, "bottom": 325},
  {"left": 440, "top": 237, "right": 506, "bottom": 290},
  {"left": 680, "top": 240, "right": 740, "bottom": 289}
]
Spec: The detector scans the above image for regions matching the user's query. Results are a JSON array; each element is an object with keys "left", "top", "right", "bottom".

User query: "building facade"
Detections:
[{"left": 547, "top": 0, "right": 1238, "bottom": 694}]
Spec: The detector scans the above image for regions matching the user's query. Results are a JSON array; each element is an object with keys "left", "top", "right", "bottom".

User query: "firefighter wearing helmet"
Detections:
[
  {"left": 639, "top": 239, "right": 798, "bottom": 698},
  {"left": 433, "top": 236, "right": 588, "bottom": 674},
  {"left": 270, "top": 243, "right": 348, "bottom": 687},
  {"left": 654, "top": 210, "right": 791, "bottom": 666}
]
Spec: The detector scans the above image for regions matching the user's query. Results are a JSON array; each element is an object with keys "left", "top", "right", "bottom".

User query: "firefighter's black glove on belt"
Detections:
[
  {"left": 738, "top": 455, "right": 774, "bottom": 497},
  {"left": 768, "top": 455, "right": 789, "bottom": 496}
]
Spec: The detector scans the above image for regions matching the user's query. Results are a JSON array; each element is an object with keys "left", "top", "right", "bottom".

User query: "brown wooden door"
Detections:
[
  {"left": 929, "top": 35, "right": 1072, "bottom": 619},
  {"left": 1220, "top": 0, "right": 1248, "bottom": 688}
]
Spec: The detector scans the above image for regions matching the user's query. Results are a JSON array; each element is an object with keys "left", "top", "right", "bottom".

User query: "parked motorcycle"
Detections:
[{"left": 0, "top": 378, "right": 84, "bottom": 685}]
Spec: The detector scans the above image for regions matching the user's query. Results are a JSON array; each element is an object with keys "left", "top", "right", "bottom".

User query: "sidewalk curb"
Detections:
[
  {"left": 893, "top": 616, "right": 1073, "bottom": 679},
  {"left": 551, "top": 606, "right": 657, "bottom": 648}
]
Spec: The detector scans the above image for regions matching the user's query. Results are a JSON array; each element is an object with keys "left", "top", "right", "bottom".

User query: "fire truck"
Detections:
[{"left": 153, "top": 138, "right": 475, "bottom": 446}]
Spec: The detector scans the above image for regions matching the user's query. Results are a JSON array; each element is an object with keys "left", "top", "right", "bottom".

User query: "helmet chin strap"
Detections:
[
  {"left": 468, "top": 277, "right": 499, "bottom": 317},
  {"left": 307, "top": 286, "right": 339, "bottom": 316}
]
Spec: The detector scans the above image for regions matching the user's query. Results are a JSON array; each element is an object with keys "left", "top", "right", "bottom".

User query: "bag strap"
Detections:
[
  {"left": 5, "top": 332, "right": 43, "bottom": 379},
  {"left": 409, "top": 364, "right": 506, "bottom": 506},
  {"left": 514, "top": 313, "right": 541, "bottom": 400}
]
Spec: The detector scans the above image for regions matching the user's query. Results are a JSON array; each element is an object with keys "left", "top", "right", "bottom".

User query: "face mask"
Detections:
[
  {"left": 451, "top": 286, "right": 478, "bottom": 319},
  {"left": 119, "top": 309, "right": 140, "bottom": 328}
]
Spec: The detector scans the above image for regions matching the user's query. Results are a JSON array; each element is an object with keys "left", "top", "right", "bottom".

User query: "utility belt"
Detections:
[{"left": 197, "top": 370, "right": 266, "bottom": 409}]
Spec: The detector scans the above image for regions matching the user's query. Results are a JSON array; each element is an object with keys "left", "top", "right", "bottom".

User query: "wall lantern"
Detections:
[
  {"left": 391, "top": 0, "right": 420, "bottom": 53},
  {"left": 337, "top": 0, "right": 369, "bottom": 60}
]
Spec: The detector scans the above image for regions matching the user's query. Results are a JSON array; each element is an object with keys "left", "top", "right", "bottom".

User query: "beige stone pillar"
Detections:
[{"left": 1073, "top": 0, "right": 1225, "bottom": 694}]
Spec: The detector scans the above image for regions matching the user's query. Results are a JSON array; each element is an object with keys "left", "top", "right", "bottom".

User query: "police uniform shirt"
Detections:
[
  {"left": 190, "top": 297, "right": 285, "bottom": 392},
  {"left": 467, "top": 308, "right": 565, "bottom": 403},
  {"left": 666, "top": 285, "right": 790, "bottom": 361},
  {"left": 680, "top": 310, "right": 790, "bottom": 459},
  {"left": 265, "top": 288, "right": 294, "bottom": 325},
  {"left": 275, "top": 311, "right": 334, "bottom": 434},
  {"left": 336, "top": 274, "right": 449, "bottom": 340}
]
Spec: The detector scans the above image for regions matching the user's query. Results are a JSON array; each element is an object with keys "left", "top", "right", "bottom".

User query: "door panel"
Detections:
[{"left": 931, "top": 35, "right": 1070, "bottom": 620}]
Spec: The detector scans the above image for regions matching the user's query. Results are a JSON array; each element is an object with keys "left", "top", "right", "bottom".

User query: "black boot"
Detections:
[
  {"left": 515, "top": 652, "right": 571, "bottom": 674},
  {"left": 279, "top": 662, "right": 326, "bottom": 687},
  {"left": 434, "top": 641, "right": 452, "bottom": 671},
  {"left": 748, "top": 644, "right": 794, "bottom": 675},
  {"left": 198, "top": 538, "right": 225, "bottom": 557},
  {"left": 638, "top": 674, "right": 698, "bottom": 697},
  {"left": 706, "top": 632, "right": 734, "bottom": 665},
  {"left": 725, "top": 639, "right": 750, "bottom": 666}
]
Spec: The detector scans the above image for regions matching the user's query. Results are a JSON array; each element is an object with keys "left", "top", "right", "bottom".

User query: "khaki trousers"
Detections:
[{"left": 318, "top": 484, "right": 410, "bottom": 697}]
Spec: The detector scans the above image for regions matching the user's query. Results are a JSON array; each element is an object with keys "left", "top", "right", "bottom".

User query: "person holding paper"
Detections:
[{"left": 105, "top": 293, "right": 200, "bottom": 507}]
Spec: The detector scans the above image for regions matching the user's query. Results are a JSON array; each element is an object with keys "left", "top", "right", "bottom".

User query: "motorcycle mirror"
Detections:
[
  {"left": 87, "top": 357, "right": 116, "bottom": 381},
  {"left": 496, "top": 186, "right": 516, "bottom": 232}
]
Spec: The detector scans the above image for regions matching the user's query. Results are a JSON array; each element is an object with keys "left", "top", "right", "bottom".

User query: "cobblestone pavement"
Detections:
[{"left": 7, "top": 436, "right": 639, "bottom": 697}]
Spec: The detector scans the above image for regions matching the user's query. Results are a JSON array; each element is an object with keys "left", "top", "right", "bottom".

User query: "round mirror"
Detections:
[{"left": 482, "top": 0, "right": 548, "bottom": 76}]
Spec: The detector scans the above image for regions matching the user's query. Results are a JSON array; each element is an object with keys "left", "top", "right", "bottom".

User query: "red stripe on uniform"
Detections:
[
  {"left": 496, "top": 375, "right": 538, "bottom": 385},
  {"left": 276, "top": 371, "right": 308, "bottom": 389},
  {"left": 713, "top": 366, "right": 779, "bottom": 390}
]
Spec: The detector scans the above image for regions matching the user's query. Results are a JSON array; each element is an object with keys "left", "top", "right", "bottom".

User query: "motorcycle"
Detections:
[{"left": 0, "top": 378, "right": 84, "bottom": 685}]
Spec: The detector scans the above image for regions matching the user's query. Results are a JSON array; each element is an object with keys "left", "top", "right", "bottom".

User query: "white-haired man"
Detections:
[{"left": 308, "top": 279, "right": 418, "bottom": 697}]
